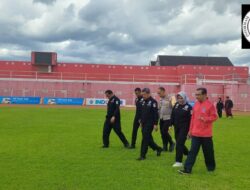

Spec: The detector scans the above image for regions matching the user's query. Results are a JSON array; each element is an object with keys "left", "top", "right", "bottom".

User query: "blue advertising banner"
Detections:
[
  {"left": 43, "top": 97, "right": 84, "bottom": 105},
  {"left": 0, "top": 96, "right": 41, "bottom": 104}
]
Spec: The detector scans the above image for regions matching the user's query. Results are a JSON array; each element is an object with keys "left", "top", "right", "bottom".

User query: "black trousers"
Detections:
[
  {"left": 217, "top": 109, "right": 222, "bottom": 118},
  {"left": 174, "top": 125, "right": 189, "bottom": 162},
  {"left": 103, "top": 119, "right": 129, "bottom": 147},
  {"left": 184, "top": 136, "right": 216, "bottom": 172},
  {"left": 131, "top": 116, "right": 140, "bottom": 146},
  {"left": 140, "top": 124, "right": 161, "bottom": 158},
  {"left": 160, "top": 119, "right": 174, "bottom": 149}
]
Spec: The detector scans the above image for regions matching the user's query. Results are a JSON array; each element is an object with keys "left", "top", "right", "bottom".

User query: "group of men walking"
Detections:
[
  {"left": 102, "top": 87, "right": 218, "bottom": 174},
  {"left": 216, "top": 96, "right": 234, "bottom": 118}
]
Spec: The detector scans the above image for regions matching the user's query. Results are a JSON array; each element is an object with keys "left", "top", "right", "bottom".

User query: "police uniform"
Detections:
[
  {"left": 130, "top": 96, "right": 143, "bottom": 147},
  {"left": 159, "top": 95, "right": 175, "bottom": 151},
  {"left": 103, "top": 95, "right": 129, "bottom": 147},
  {"left": 171, "top": 102, "right": 192, "bottom": 163},
  {"left": 139, "top": 96, "right": 162, "bottom": 158}
]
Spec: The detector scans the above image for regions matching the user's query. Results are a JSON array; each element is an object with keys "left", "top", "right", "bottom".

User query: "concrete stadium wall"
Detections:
[
  {"left": 1, "top": 79, "right": 250, "bottom": 109},
  {"left": 0, "top": 60, "right": 249, "bottom": 110},
  {"left": 182, "top": 84, "right": 250, "bottom": 111},
  {"left": 224, "top": 84, "right": 250, "bottom": 111},
  {"left": 0, "top": 80, "right": 180, "bottom": 105},
  {"left": 181, "top": 84, "right": 224, "bottom": 101},
  {"left": 0, "top": 80, "right": 250, "bottom": 110},
  {"left": 0, "top": 61, "right": 248, "bottom": 81}
]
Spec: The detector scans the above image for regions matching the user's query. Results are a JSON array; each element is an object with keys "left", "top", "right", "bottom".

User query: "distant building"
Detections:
[
  {"left": 151, "top": 55, "right": 233, "bottom": 66},
  {"left": 150, "top": 61, "right": 156, "bottom": 66}
]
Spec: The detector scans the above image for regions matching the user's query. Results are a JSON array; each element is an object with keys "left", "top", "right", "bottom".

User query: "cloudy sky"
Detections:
[{"left": 0, "top": 0, "right": 249, "bottom": 66}]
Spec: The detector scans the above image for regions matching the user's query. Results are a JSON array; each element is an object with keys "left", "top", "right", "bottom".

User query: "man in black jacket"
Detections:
[
  {"left": 137, "top": 88, "right": 162, "bottom": 160},
  {"left": 102, "top": 90, "right": 129, "bottom": 148},
  {"left": 216, "top": 97, "right": 224, "bottom": 118},
  {"left": 130, "top": 88, "right": 143, "bottom": 149}
]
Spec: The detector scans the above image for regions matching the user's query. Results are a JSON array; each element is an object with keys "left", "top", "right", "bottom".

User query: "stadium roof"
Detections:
[{"left": 153, "top": 55, "right": 233, "bottom": 66}]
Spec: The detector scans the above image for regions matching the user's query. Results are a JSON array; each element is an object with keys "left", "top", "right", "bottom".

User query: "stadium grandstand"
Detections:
[{"left": 0, "top": 52, "right": 249, "bottom": 111}]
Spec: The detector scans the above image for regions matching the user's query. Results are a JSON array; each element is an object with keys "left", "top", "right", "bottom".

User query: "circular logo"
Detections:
[{"left": 242, "top": 11, "right": 250, "bottom": 42}]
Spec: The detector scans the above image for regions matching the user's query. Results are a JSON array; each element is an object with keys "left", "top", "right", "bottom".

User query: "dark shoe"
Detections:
[
  {"left": 163, "top": 146, "right": 168, "bottom": 152},
  {"left": 207, "top": 168, "right": 215, "bottom": 172},
  {"left": 129, "top": 145, "right": 135, "bottom": 149},
  {"left": 124, "top": 143, "right": 130, "bottom": 148},
  {"left": 136, "top": 157, "right": 146, "bottom": 161},
  {"left": 178, "top": 169, "right": 191, "bottom": 175},
  {"left": 169, "top": 143, "right": 175, "bottom": 152},
  {"left": 156, "top": 148, "right": 163, "bottom": 156},
  {"left": 102, "top": 145, "right": 109, "bottom": 148}
]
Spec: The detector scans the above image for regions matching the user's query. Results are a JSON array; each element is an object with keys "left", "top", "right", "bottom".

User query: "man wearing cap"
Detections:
[
  {"left": 102, "top": 90, "right": 130, "bottom": 148},
  {"left": 137, "top": 88, "right": 163, "bottom": 160}
]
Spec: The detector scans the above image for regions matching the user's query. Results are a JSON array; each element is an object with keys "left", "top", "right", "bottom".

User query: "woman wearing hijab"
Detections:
[{"left": 171, "top": 92, "right": 192, "bottom": 167}]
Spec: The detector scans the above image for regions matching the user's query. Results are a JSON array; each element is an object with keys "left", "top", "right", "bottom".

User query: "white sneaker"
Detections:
[{"left": 173, "top": 162, "right": 183, "bottom": 167}]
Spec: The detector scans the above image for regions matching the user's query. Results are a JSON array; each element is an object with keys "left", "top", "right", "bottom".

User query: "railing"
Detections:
[
  {"left": 1, "top": 88, "right": 250, "bottom": 111},
  {"left": 234, "top": 103, "right": 250, "bottom": 112},
  {"left": 180, "top": 74, "right": 249, "bottom": 85},
  {"left": 0, "top": 70, "right": 181, "bottom": 84},
  {"left": 0, "top": 70, "right": 248, "bottom": 84}
]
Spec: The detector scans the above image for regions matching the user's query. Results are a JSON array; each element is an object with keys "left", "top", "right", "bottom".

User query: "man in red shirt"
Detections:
[{"left": 179, "top": 88, "right": 218, "bottom": 174}]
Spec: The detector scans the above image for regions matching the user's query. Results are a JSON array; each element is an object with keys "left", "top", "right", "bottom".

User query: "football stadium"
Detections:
[
  {"left": 0, "top": 52, "right": 250, "bottom": 190},
  {"left": 1, "top": 1, "right": 250, "bottom": 190},
  {"left": 0, "top": 52, "right": 249, "bottom": 108}
]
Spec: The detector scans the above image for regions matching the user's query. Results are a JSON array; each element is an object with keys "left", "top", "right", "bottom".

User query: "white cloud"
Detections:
[
  {"left": 0, "top": 0, "right": 249, "bottom": 67},
  {"left": 154, "top": 39, "right": 250, "bottom": 66}
]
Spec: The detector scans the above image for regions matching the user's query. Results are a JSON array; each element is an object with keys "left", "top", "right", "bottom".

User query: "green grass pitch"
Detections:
[{"left": 0, "top": 106, "right": 249, "bottom": 190}]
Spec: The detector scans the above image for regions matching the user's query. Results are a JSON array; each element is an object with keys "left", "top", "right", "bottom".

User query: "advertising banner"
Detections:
[
  {"left": 86, "top": 98, "right": 126, "bottom": 106},
  {"left": 0, "top": 96, "right": 41, "bottom": 104},
  {"left": 43, "top": 97, "right": 84, "bottom": 105}
]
